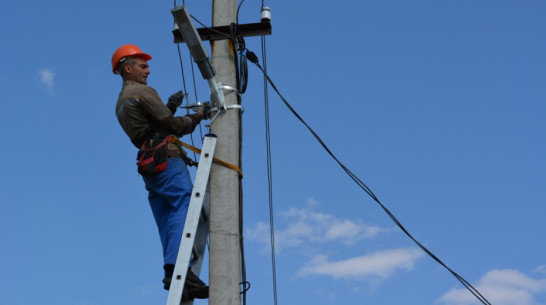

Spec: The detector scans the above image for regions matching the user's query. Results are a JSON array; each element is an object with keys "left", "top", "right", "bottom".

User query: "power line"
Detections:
[
  {"left": 261, "top": 33, "right": 279, "bottom": 305},
  {"left": 244, "top": 50, "right": 492, "bottom": 305}
]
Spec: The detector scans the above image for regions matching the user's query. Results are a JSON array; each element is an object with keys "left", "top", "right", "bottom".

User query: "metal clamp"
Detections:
[
  {"left": 207, "top": 104, "right": 244, "bottom": 127},
  {"left": 180, "top": 85, "right": 242, "bottom": 126},
  {"left": 221, "top": 85, "right": 239, "bottom": 96},
  {"left": 210, "top": 104, "right": 243, "bottom": 113}
]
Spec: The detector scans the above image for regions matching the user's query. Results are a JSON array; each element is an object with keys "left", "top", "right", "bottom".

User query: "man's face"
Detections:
[{"left": 125, "top": 57, "right": 150, "bottom": 84}]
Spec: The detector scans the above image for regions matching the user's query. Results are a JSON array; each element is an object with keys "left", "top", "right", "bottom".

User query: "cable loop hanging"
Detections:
[{"left": 246, "top": 50, "right": 492, "bottom": 305}]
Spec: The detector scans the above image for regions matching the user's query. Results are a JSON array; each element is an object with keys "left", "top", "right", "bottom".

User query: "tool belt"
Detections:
[
  {"left": 136, "top": 136, "right": 169, "bottom": 176},
  {"left": 136, "top": 134, "right": 195, "bottom": 176}
]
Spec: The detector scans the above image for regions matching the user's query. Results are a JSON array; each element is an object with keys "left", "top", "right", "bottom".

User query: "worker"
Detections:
[{"left": 112, "top": 44, "right": 209, "bottom": 300}]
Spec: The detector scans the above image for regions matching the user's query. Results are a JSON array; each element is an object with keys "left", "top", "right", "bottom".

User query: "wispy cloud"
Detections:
[
  {"left": 245, "top": 207, "right": 391, "bottom": 252},
  {"left": 298, "top": 247, "right": 424, "bottom": 280},
  {"left": 437, "top": 268, "right": 546, "bottom": 305},
  {"left": 306, "top": 197, "right": 320, "bottom": 207},
  {"left": 38, "top": 68, "right": 55, "bottom": 91},
  {"left": 246, "top": 206, "right": 425, "bottom": 289},
  {"left": 129, "top": 283, "right": 155, "bottom": 296},
  {"left": 535, "top": 265, "right": 546, "bottom": 275}
]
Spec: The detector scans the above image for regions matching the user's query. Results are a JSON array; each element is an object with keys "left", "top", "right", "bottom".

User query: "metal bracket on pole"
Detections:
[
  {"left": 210, "top": 105, "right": 243, "bottom": 115},
  {"left": 206, "top": 84, "right": 243, "bottom": 126},
  {"left": 172, "top": 6, "right": 226, "bottom": 116},
  {"left": 209, "top": 81, "right": 227, "bottom": 113},
  {"left": 166, "top": 135, "right": 217, "bottom": 305}
]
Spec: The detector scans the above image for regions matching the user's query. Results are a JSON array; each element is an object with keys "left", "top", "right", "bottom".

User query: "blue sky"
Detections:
[{"left": 1, "top": 1, "right": 545, "bottom": 305}]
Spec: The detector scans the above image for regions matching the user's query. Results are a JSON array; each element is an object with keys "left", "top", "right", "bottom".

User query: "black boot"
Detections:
[
  {"left": 183, "top": 269, "right": 209, "bottom": 300},
  {"left": 162, "top": 264, "right": 175, "bottom": 291},
  {"left": 162, "top": 264, "right": 209, "bottom": 299},
  {"left": 185, "top": 269, "right": 207, "bottom": 287}
]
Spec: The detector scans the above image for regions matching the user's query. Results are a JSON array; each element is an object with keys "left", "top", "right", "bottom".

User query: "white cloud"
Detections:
[
  {"left": 437, "top": 269, "right": 546, "bottom": 305},
  {"left": 297, "top": 247, "right": 424, "bottom": 280},
  {"left": 535, "top": 265, "right": 546, "bottom": 275},
  {"left": 245, "top": 208, "right": 391, "bottom": 252},
  {"left": 38, "top": 68, "right": 55, "bottom": 91},
  {"left": 306, "top": 197, "right": 320, "bottom": 207},
  {"left": 245, "top": 208, "right": 422, "bottom": 288}
]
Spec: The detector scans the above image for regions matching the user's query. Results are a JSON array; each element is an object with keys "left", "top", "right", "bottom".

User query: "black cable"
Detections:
[
  {"left": 238, "top": 42, "right": 249, "bottom": 94},
  {"left": 245, "top": 50, "right": 492, "bottom": 305},
  {"left": 230, "top": 15, "right": 250, "bottom": 305},
  {"left": 176, "top": 45, "right": 188, "bottom": 94},
  {"left": 240, "top": 281, "right": 251, "bottom": 294},
  {"left": 191, "top": 15, "right": 235, "bottom": 41},
  {"left": 261, "top": 35, "right": 279, "bottom": 305},
  {"left": 188, "top": 15, "right": 247, "bottom": 95},
  {"left": 175, "top": 43, "right": 203, "bottom": 161},
  {"left": 173, "top": 3, "right": 247, "bottom": 303},
  {"left": 235, "top": 43, "right": 248, "bottom": 305},
  {"left": 236, "top": 0, "right": 246, "bottom": 25},
  {"left": 187, "top": 51, "right": 205, "bottom": 141},
  {"left": 230, "top": 24, "right": 249, "bottom": 95}
]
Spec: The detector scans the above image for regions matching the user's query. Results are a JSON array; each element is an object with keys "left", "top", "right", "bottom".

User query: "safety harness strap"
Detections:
[{"left": 166, "top": 136, "right": 243, "bottom": 178}]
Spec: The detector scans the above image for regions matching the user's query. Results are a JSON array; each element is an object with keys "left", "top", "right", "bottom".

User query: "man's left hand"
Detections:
[{"left": 167, "top": 90, "right": 184, "bottom": 114}]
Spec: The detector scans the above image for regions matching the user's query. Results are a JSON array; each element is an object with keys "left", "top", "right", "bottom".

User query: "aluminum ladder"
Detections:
[{"left": 166, "top": 134, "right": 216, "bottom": 305}]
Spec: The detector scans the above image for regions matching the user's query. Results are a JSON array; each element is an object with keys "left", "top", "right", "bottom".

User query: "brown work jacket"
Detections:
[{"left": 115, "top": 80, "right": 201, "bottom": 150}]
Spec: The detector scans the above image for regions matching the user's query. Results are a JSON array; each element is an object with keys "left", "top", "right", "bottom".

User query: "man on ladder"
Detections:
[{"left": 111, "top": 44, "right": 209, "bottom": 301}]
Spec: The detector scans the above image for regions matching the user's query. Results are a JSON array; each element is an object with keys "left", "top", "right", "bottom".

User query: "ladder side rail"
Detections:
[
  {"left": 189, "top": 183, "right": 210, "bottom": 273},
  {"left": 180, "top": 185, "right": 210, "bottom": 305},
  {"left": 166, "top": 135, "right": 217, "bottom": 305}
]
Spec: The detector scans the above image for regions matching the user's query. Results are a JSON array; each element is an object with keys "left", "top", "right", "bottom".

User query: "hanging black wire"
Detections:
[
  {"left": 231, "top": 9, "right": 250, "bottom": 305},
  {"left": 256, "top": 3, "right": 278, "bottom": 305},
  {"left": 187, "top": 51, "right": 205, "bottom": 140},
  {"left": 238, "top": 39, "right": 249, "bottom": 94},
  {"left": 174, "top": 0, "right": 208, "bottom": 158},
  {"left": 172, "top": 2, "right": 489, "bottom": 305},
  {"left": 244, "top": 50, "right": 492, "bottom": 305},
  {"left": 179, "top": 10, "right": 249, "bottom": 302},
  {"left": 172, "top": 2, "right": 248, "bottom": 304},
  {"left": 236, "top": 0, "right": 246, "bottom": 25},
  {"left": 175, "top": 44, "right": 202, "bottom": 160},
  {"left": 230, "top": 24, "right": 249, "bottom": 95},
  {"left": 261, "top": 34, "right": 279, "bottom": 305}
]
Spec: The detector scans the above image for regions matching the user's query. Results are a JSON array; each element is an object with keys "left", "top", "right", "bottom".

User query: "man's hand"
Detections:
[{"left": 167, "top": 90, "right": 184, "bottom": 114}]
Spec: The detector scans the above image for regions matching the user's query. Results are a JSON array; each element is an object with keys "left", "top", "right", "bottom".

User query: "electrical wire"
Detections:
[
  {"left": 230, "top": 24, "right": 249, "bottom": 95},
  {"left": 173, "top": 1, "right": 206, "bottom": 159},
  {"left": 236, "top": 0, "right": 246, "bottom": 25},
  {"left": 172, "top": 3, "right": 248, "bottom": 304},
  {"left": 191, "top": 15, "right": 235, "bottom": 41},
  {"left": 187, "top": 49, "right": 205, "bottom": 141},
  {"left": 244, "top": 50, "right": 492, "bottom": 305},
  {"left": 232, "top": 32, "right": 249, "bottom": 305},
  {"left": 230, "top": 9, "right": 250, "bottom": 305},
  {"left": 175, "top": 44, "right": 200, "bottom": 161},
  {"left": 177, "top": 8, "right": 250, "bottom": 303},
  {"left": 255, "top": 3, "right": 278, "bottom": 305},
  {"left": 172, "top": 3, "right": 489, "bottom": 305},
  {"left": 237, "top": 40, "right": 249, "bottom": 94},
  {"left": 261, "top": 34, "right": 279, "bottom": 305}
]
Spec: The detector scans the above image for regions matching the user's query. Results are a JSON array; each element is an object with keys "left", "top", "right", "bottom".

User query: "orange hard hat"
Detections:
[{"left": 111, "top": 44, "right": 152, "bottom": 74}]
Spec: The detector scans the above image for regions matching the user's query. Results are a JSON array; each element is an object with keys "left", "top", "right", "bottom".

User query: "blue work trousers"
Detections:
[{"left": 142, "top": 158, "right": 192, "bottom": 265}]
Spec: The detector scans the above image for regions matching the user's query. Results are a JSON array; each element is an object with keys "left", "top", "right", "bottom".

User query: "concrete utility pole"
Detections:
[
  {"left": 209, "top": 1, "right": 241, "bottom": 305},
  {"left": 171, "top": 3, "right": 270, "bottom": 304}
]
